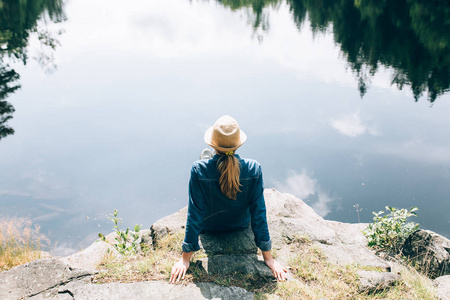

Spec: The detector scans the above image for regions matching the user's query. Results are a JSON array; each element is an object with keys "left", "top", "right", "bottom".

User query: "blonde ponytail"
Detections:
[{"left": 217, "top": 153, "right": 241, "bottom": 200}]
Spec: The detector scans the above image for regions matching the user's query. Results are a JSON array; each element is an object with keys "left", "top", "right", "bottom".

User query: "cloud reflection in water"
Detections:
[
  {"left": 330, "top": 112, "right": 380, "bottom": 138},
  {"left": 275, "top": 169, "right": 337, "bottom": 217}
]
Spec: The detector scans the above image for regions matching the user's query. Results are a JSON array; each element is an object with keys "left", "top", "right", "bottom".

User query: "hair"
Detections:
[{"left": 216, "top": 151, "right": 241, "bottom": 200}]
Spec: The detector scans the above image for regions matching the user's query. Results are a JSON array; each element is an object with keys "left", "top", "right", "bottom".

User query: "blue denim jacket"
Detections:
[{"left": 182, "top": 154, "right": 272, "bottom": 253}]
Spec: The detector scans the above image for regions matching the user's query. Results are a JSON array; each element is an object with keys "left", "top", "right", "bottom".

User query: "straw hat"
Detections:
[{"left": 204, "top": 115, "right": 247, "bottom": 152}]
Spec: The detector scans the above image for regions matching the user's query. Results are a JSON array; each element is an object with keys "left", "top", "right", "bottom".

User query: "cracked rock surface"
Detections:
[
  {"left": 28, "top": 281, "right": 253, "bottom": 300},
  {"left": 0, "top": 258, "right": 94, "bottom": 299},
  {"left": 0, "top": 258, "right": 253, "bottom": 300}
]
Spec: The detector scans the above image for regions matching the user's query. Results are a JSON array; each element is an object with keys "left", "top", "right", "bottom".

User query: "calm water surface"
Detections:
[{"left": 1, "top": 0, "right": 449, "bottom": 255}]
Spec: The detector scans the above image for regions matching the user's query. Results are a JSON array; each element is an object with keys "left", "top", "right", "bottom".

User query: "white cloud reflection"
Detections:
[
  {"left": 330, "top": 112, "right": 381, "bottom": 137},
  {"left": 275, "top": 169, "right": 336, "bottom": 217}
]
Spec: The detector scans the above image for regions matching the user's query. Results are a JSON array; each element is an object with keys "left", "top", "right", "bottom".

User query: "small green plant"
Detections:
[
  {"left": 98, "top": 209, "right": 142, "bottom": 256},
  {"left": 363, "top": 206, "right": 419, "bottom": 253}
]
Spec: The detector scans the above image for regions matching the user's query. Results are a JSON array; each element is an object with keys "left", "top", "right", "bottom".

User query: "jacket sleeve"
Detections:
[
  {"left": 182, "top": 163, "right": 205, "bottom": 253},
  {"left": 248, "top": 165, "right": 272, "bottom": 251}
]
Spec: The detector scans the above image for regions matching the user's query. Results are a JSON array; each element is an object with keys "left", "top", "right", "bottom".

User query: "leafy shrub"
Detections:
[
  {"left": 98, "top": 209, "right": 142, "bottom": 256},
  {"left": 363, "top": 206, "right": 419, "bottom": 253}
]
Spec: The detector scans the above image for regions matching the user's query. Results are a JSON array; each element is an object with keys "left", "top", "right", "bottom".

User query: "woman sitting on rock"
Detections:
[{"left": 170, "top": 115, "right": 287, "bottom": 284}]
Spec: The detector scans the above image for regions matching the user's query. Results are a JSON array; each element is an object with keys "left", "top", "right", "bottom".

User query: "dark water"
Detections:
[{"left": 1, "top": 0, "right": 449, "bottom": 255}]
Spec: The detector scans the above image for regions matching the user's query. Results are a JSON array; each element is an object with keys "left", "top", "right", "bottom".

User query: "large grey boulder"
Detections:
[
  {"left": 264, "top": 190, "right": 338, "bottom": 246},
  {"left": 402, "top": 229, "right": 450, "bottom": 279},
  {"left": 0, "top": 257, "right": 253, "bottom": 300},
  {"left": 29, "top": 281, "right": 253, "bottom": 300},
  {"left": 6, "top": 188, "right": 437, "bottom": 299},
  {"left": 0, "top": 258, "right": 94, "bottom": 300},
  {"left": 264, "top": 189, "right": 390, "bottom": 271},
  {"left": 434, "top": 275, "right": 450, "bottom": 300}
]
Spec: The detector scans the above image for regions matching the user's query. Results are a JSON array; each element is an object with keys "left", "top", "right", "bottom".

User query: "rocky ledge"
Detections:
[{"left": 1, "top": 189, "right": 449, "bottom": 299}]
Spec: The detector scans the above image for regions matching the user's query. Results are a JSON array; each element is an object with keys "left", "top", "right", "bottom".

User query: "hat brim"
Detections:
[{"left": 204, "top": 126, "right": 247, "bottom": 152}]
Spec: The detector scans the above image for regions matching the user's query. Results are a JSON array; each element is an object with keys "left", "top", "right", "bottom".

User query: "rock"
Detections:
[
  {"left": 150, "top": 189, "right": 390, "bottom": 271},
  {"left": 150, "top": 206, "right": 187, "bottom": 244},
  {"left": 264, "top": 190, "right": 390, "bottom": 271},
  {"left": 402, "top": 229, "right": 450, "bottom": 279},
  {"left": 196, "top": 227, "right": 274, "bottom": 281},
  {"left": 59, "top": 230, "right": 153, "bottom": 272},
  {"left": 318, "top": 243, "right": 390, "bottom": 271},
  {"left": 357, "top": 270, "right": 400, "bottom": 292},
  {"left": 6, "top": 188, "right": 448, "bottom": 299},
  {"left": 434, "top": 275, "right": 450, "bottom": 300},
  {"left": 59, "top": 240, "right": 118, "bottom": 270},
  {"left": 139, "top": 229, "right": 153, "bottom": 251},
  {"left": 199, "top": 226, "right": 257, "bottom": 255},
  {"left": 30, "top": 281, "right": 254, "bottom": 300},
  {"left": 0, "top": 258, "right": 94, "bottom": 300},
  {"left": 197, "top": 254, "right": 273, "bottom": 278},
  {"left": 264, "top": 190, "right": 339, "bottom": 246},
  {"left": 324, "top": 220, "right": 369, "bottom": 247}
]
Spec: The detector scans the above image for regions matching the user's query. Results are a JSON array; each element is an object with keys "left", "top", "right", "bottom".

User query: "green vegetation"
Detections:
[
  {"left": 94, "top": 231, "right": 185, "bottom": 283},
  {"left": 98, "top": 209, "right": 142, "bottom": 256},
  {"left": 363, "top": 206, "right": 419, "bottom": 253},
  {"left": 0, "top": 217, "right": 49, "bottom": 271}
]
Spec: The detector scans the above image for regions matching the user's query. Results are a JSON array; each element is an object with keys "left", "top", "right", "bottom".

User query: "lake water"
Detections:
[{"left": 1, "top": 0, "right": 449, "bottom": 255}]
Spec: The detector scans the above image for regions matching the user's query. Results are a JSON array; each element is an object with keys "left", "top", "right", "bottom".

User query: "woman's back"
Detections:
[{"left": 191, "top": 154, "right": 263, "bottom": 232}]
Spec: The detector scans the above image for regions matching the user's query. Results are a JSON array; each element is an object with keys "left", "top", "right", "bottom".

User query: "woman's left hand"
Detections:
[
  {"left": 170, "top": 259, "right": 190, "bottom": 284},
  {"left": 170, "top": 252, "right": 193, "bottom": 284},
  {"left": 264, "top": 257, "right": 288, "bottom": 281}
]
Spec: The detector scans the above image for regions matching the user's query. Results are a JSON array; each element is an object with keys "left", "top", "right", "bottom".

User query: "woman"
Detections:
[{"left": 170, "top": 115, "right": 287, "bottom": 284}]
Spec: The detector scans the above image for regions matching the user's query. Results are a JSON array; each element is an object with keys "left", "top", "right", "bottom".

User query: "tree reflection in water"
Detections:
[
  {"left": 0, "top": 0, "right": 65, "bottom": 141},
  {"left": 219, "top": 0, "right": 450, "bottom": 102}
]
